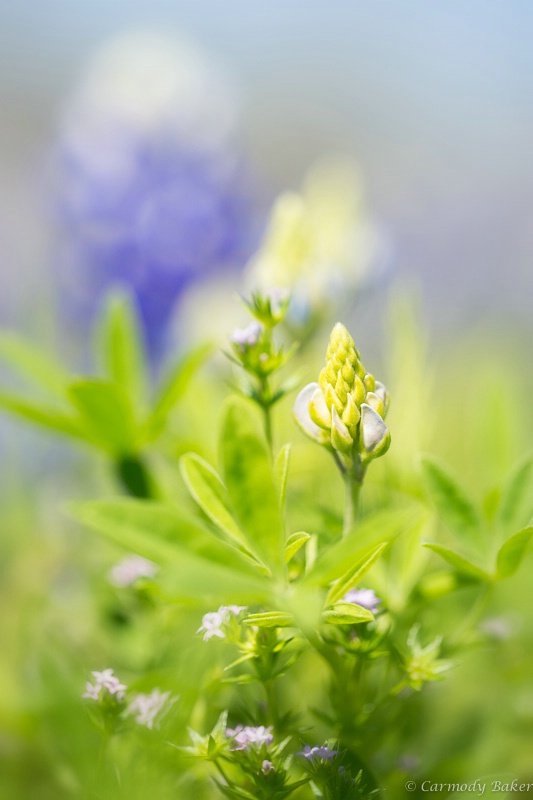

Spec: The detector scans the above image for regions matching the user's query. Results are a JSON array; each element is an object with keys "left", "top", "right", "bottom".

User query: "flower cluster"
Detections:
[
  {"left": 55, "top": 31, "right": 257, "bottom": 357},
  {"left": 197, "top": 605, "right": 246, "bottom": 642},
  {"left": 294, "top": 322, "right": 390, "bottom": 471},
  {"left": 82, "top": 669, "right": 172, "bottom": 730},
  {"left": 228, "top": 289, "right": 293, "bottom": 377},
  {"left": 83, "top": 669, "right": 127, "bottom": 702},
  {"left": 297, "top": 744, "right": 339, "bottom": 762},
  {"left": 226, "top": 724, "right": 274, "bottom": 751}
]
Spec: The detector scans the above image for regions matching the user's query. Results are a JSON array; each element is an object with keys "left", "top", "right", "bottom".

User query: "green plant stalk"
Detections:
[
  {"left": 264, "top": 678, "right": 280, "bottom": 731},
  {"left": 258, "top": 374, "right": 273, "bottom": 452},
  {"left": 343, "top": 471, "right": 363, "bottom": 538}
]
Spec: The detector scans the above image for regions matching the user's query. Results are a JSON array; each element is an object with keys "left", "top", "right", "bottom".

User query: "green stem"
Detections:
[
  {"left": 343, "top": 474, "right": 362, "bottom": 538},
  {"left": 213, "top": 759, "right": 234, "bottom": 788},
  {"left": 264, "top": 678, "right": 280, "bottom": 731},
  {"left": 263, "top": 403, "right": 273, "bottom": 452}
]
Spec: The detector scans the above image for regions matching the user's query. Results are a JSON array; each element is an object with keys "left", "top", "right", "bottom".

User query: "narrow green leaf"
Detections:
[
  {"left": 325, "top": 542, "right": 389, "bottom": 606},
  {"left": 180, "top": 453, "right": 257, "bottom": 557},
  {"left": 496, "top": 525, "right": 533, "bottom": 578},
  {"left": 68, "top": 498, "right": 270, "bottom": 604},
  {"left": 0, "top": 332, "right": 67, "bottom": 396},
  {"left": 147, "top": 343, "right": 212, "bottom": 439},
  {"left": 96, "top": 291, "right": 147, "bottom": 408},
  {"left": 284, "top": 531, "right": 311, "bottom": 563},
  {"left": 423, "top": 543, "right": 490, "bottom": 582},
  {"left": 322, "top": 602, "right": 374, "bottom": 625},
  {"left": 420, "top": 455, "right": 480, "bottom": 544},
  {"left": 242, "top": 611, "right": 294, "bottom": 628},
  {"left": 220, "top": 397, "right": 284, "bottom": 573},
  {"left": 68, "top": 378, "right": 136, "bottom": 453},
  {"left": 0, "top": 391, "right": 88, "bottom": 440},
  {"left": 499, "top": 455, "right": 533, "bottom": 530},
  {"left": 68, "top": 498, "right": 257, "bottom": 573},
  {"left": 304, "top": 508, "right": 416, "bottom": 585},
  {"left": 274, "top": 443, "right": 291, "bottom": 511}
]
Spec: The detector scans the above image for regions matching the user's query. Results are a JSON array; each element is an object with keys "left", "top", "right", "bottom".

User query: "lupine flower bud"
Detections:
[{"left": 294, "top": 322, "right": 390, "bottom": 467}]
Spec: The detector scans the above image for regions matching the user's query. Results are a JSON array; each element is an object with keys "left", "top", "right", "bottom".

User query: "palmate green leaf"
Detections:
[
  {"left": 242, "top": 611, "right": 294, "bottom": 628},
  {"left": 325, "top": 542, "right": 389, "bottom": 606},
  {"left": 96, "top": 291, "right": 148, "bottom": 409},
  {"left": 496, "top": 525, "right": 533, "bottom": 578},
  {"left": 220, "top": 397, "right": 284, "bottom": 574},
  {"left": 146, "top": 343, "right": 213, "bottom": 440},
  {"left": 0, "top": 391, "right": 89, "bottom": 441},
  {"left": 274, "top": 443, "right": 291, "bottom": 511},
  {"left": 284, "top": 531, "right": 311, "bottom": 563},
  {"left": 420, "top": 455, "right": 481, "bottom": 545},
  {"left": 322, "top": 602, "right": 374, "bottom": 625},
  {"left": 499, "top": 455, "right": 533, "bottom": 530},
  {"left": 68, "top": 378, "right": 137, "bottom": 453},
  {"left": 0, "top": 332, "right": 68, "bottom": 396},
  {"left": 304, "top": 508, "right": 417, "bottom": 586},
  {"left": 423, "top": 543, "right": 490, "bottom": 582},
  {"left": 68, "top": 498, "right": 271, "bottom": 604},
  {"left": 180, "top": 453, "right": 264, "bottom": 565}
]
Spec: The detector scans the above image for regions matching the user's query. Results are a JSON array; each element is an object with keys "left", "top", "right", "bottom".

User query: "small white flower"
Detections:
[
  {"left": 197, "top": 605, "right": 246, "bottom": 642},
  {"left": 127, "top": 688, "right": 173, "bottom": 729},
  {"left": 261, "top": 759, "right": 274, "bottom": 774},
  {"left": 219, "top": 604, "right": 246, "bottom": 616},
  {"left": 198, "top": 610, "right": 227, "bottom": 641},
  {"left": 109, "top": 555, "right": 158, "bottom": 588},
  {"left": 229, "top": 321, "right": 263, "bottom": 350},
  {"left": 83, "top": 668, "right": 127, "bottom": 701},
  {"left": 82, "top": 682, "right": 101, "bottom": 700}
]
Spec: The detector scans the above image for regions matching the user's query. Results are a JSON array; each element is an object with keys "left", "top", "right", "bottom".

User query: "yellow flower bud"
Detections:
[{"left": 293, "top": 322, "right": 391, "bottom": 469}]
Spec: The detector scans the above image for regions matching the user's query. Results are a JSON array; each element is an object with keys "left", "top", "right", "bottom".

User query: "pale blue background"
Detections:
[{"left": 1, "top": 1, "right": 532, "bottom": 336}]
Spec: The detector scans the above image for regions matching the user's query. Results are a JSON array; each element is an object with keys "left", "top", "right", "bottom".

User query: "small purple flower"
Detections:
[
  {"left": 342, "top": 587, "right": 381, "bottom": 613},
  {"left": 261, "top": 759, "right": 274, "bottom": 774},
  {"left": 226, "top": 725, "right": 273, "bottom": 751},
  {"left": 297, "top": 744, "right": 339, "bottom": 761}
]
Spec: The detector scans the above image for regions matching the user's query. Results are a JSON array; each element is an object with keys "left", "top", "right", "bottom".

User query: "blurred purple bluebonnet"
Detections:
[{"left": 54, "top": 32, "right": 259, "bottom": 358}]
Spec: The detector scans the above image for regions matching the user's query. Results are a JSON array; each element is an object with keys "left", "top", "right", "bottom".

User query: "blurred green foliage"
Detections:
[{"left": 0, "top": 287, "right": 532, "bottom": 799}]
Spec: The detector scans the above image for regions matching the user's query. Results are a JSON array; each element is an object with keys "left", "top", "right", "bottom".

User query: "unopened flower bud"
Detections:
[{"left": 294, "top": 322, "right": 391, "bottom": 469}]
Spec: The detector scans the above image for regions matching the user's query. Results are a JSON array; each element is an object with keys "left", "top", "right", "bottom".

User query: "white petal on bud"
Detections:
[
  {"left": 294, "top": 383, "right": 330, "bottom": 444},
  {"left": 374, "top": 381, "right": 390, "bottom": 414},
  {"left": 308, "top": 386, "right": 332, "bottom": 429},
  {"left": 361, "top": 403, "right": 389, "bottom": 452},
  {"left": 365, "top": 391, "right": 385, "bottom": 418}
]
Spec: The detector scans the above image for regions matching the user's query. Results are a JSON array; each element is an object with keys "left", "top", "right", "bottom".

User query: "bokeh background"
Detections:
[
  {"left": 1, "top": 2, "right": 532, "bottom": 798},
  {"left": 2, "top": 0, "right": 533, "bottom": 337}
]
